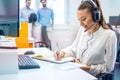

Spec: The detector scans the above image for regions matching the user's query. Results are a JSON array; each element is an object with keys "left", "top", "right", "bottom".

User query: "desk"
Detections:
[{"left": 0, "top": 48, "right": 97, "bottom": 80}]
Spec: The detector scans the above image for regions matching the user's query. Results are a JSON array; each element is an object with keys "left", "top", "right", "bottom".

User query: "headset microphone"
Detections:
[{"left": 84, "top": 22, "right": 95, "bottom": 32}]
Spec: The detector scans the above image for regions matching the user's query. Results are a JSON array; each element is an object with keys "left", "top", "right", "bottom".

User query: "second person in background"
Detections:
[{"left": 37, "top": 0, "right": 54, "bottom": 50}]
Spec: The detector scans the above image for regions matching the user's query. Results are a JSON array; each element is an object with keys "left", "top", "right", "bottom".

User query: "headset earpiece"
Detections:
[
  {"left": 84, "top": 0, "right": 101, "bottom": 22},
  {"left": 92, "top": 7, "right": 100, "bottom": 22}
]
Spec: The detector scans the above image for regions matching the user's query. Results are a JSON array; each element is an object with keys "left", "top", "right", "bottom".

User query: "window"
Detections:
[
  {"left": 20, "top": 0, "right": 66, "bottom": 25},
  {"left": 47, "top": 0, "right": 65, "bottom": 24}
]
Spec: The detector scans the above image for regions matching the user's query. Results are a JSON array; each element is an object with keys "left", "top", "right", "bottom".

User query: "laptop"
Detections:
[{"left": 0, "top": 49, "right": 18, "bottom": 74}]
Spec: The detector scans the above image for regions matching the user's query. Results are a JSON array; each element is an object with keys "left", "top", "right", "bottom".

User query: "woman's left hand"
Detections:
[
  {"left": 73, "top": 58, "right": 81, "bottom": 63},
  {"left": 73, "top": 58, "right": 91, "bottom": 71}
]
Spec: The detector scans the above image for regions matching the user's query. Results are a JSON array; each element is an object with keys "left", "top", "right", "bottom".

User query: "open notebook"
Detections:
[{"left": 32, "top": 54, "right": 74, "bottom": 64}]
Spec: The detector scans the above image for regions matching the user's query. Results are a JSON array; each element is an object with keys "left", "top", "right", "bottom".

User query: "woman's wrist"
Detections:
[{"left": 80, "top": 65, "right": 91, "bottom": 71}]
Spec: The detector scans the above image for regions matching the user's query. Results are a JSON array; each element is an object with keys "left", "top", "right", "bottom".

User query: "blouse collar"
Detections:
[{"left": 84, "top": 26, "right": 104, "bottom": 38}]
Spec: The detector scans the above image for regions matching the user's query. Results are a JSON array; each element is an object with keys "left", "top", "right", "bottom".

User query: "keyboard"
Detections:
[{"left": 18, "top": 55, "right": 40, "bottom": 69}]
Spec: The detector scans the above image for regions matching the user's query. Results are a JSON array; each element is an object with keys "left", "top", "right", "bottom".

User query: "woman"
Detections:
[{"left": 53, "top": 0, "right": 117, "bottom": 76}]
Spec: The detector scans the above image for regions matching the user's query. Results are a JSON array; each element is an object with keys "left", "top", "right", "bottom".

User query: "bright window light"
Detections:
[
  {"left": 47, "top": 0, "right": 65, "bottom": 24},
  {"left": 20, "top": 0, "right": 65, "bottom": 24}
]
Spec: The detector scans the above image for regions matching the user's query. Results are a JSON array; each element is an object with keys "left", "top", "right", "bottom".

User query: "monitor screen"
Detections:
[
  {"left": 109, "top": 16, "right": 120, "bottom": 25},
  {"left": 0, "top": 0, "right": 19, "bottom": 37}
]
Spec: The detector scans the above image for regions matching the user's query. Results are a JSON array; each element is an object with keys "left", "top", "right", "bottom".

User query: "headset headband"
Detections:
[{"left": 82, "top": 0, "right": 98, "bottom": 9}]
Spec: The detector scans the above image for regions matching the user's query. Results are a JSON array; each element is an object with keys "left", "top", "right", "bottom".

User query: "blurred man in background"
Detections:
[
  {"left": 37, "top": 0, "right": 54, "bottom": 50},
  {"left": 20, "top": 0, "right": 34, "bottom": 22}
]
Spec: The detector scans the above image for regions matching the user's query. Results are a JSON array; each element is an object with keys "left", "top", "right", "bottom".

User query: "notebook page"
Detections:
[{"left": 33, "top": 54, "right": 74, "bottom": 64}]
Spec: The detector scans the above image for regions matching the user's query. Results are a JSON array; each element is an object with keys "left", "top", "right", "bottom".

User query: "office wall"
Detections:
[
  {"left": 68, "top": 0, "right": 120, "bottom": 24},
  {"left": 100, "top": 0, "right": 120, "bottom": 23},
  {"left": 67, "top": 0, "right": 81, "bottom": 25},
  {"left": 66, "top": 0, "right": 120, "bottom": 24},
  {"left": 47, "top": 26, "right": 78, "bottom": 50}
]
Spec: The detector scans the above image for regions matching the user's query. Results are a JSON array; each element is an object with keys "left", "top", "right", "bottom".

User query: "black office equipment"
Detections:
[
  {"left": 109, "top": 16, "right": 120, "bottom": 27},
  {"left": 29, "top": 13, "right": 37, "bottom": 24},
  {"left": 24, "top": 51, "right": 35, "bottom": 55},
  {"left": 18, "top": 55, "right": 40, "bottom": 69}
]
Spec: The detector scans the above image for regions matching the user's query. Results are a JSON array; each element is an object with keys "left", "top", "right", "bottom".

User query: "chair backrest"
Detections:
[
  {"left": 97, "top": 72, "right": 114, "bottom": 80},
  {"left": 107, "top": 23, "right": 120, "bottom": 62},
  {"left": 29, "top": 13, "right": 37, "bottom": 24}
]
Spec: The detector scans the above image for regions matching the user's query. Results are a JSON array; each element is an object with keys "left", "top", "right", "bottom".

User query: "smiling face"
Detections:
[{"left": 77, "top": 9, "right": 94, "bottom": 30}]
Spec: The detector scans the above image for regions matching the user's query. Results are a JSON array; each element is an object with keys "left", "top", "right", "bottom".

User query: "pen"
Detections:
[
  {"left": 56, "top": 51, "right": 59, "bottom": 60},
  {"left": 73, "top": 58, "right": 80, "bottom": 63}
]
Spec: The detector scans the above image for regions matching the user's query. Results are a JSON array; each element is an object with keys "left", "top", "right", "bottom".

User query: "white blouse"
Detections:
[{"left": 62, "top": 26, "right": 117, "bottom": 76}]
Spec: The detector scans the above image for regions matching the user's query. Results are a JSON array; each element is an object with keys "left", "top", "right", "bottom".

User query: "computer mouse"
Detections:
[{"left": 24, "top": 51, "right": 35, "bottom": 55}]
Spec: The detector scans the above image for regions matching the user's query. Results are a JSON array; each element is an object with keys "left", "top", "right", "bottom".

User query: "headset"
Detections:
[{"left": 83, "top": 0, "right": 101, "bottom": 22}]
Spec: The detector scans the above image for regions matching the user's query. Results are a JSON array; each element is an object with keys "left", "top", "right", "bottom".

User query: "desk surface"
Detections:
[{"left": 0, "top": 48, "right": 97, "bottom": 80}]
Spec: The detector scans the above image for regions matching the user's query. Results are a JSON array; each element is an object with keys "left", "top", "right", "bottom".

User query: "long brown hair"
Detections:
[{"left": 79, "top": 0, "right": 109, "bottom": 29}]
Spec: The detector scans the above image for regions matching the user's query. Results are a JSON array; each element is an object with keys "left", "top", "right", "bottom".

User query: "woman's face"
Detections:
[{"left": 77, "top": 9, "right": 94, "bottom": 30}]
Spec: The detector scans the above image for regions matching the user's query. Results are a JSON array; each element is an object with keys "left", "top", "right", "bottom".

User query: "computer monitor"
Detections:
[
  {"left": 109, "top": 16, "right": 120, "bottom": 26},
  {"left": 0, "top": 0, "right": 19, "bottom": 37}
]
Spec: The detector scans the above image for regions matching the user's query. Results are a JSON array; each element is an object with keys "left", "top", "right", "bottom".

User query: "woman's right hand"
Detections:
[{"left": 53, "top": 50, "right": 65, "bottom": 61}]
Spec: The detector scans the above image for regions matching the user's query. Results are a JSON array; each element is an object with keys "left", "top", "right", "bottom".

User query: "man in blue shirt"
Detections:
[
  {"left": 37, "top": 0, "right": 54, "bottom": 50},
  {"left": 20, "top": 0, "right": 34, "bottom": 22}
]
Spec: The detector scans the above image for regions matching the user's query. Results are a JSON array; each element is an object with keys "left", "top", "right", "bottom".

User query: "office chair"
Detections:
[
  {"left": 109, "top": 16, "right": 120, "bottom": 28},
  {"left": 109, "top": 15, "right": 120, "bottom": 61},
  {"left": 107, "top": 23, "right": 120, "bottom": 62},
  {"left": 96, "top": 72, "right": 114, "bottom": 80},
  {"left": 35, "top": 41, "right": 47, "bottom": 47},
  {"left": 28, "top": 13, "right": 52, "bottom": 50},
  {"left": 29, "top": 13, "right": 37, "bottom": 25},
  {"left": 34, "top": 31, "right": 52, "bottom": 50}
]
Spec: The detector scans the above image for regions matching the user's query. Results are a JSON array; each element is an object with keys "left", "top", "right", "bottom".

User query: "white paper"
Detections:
[{"left": 47, "top": 62, "right": 86, "bottom": 71}]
